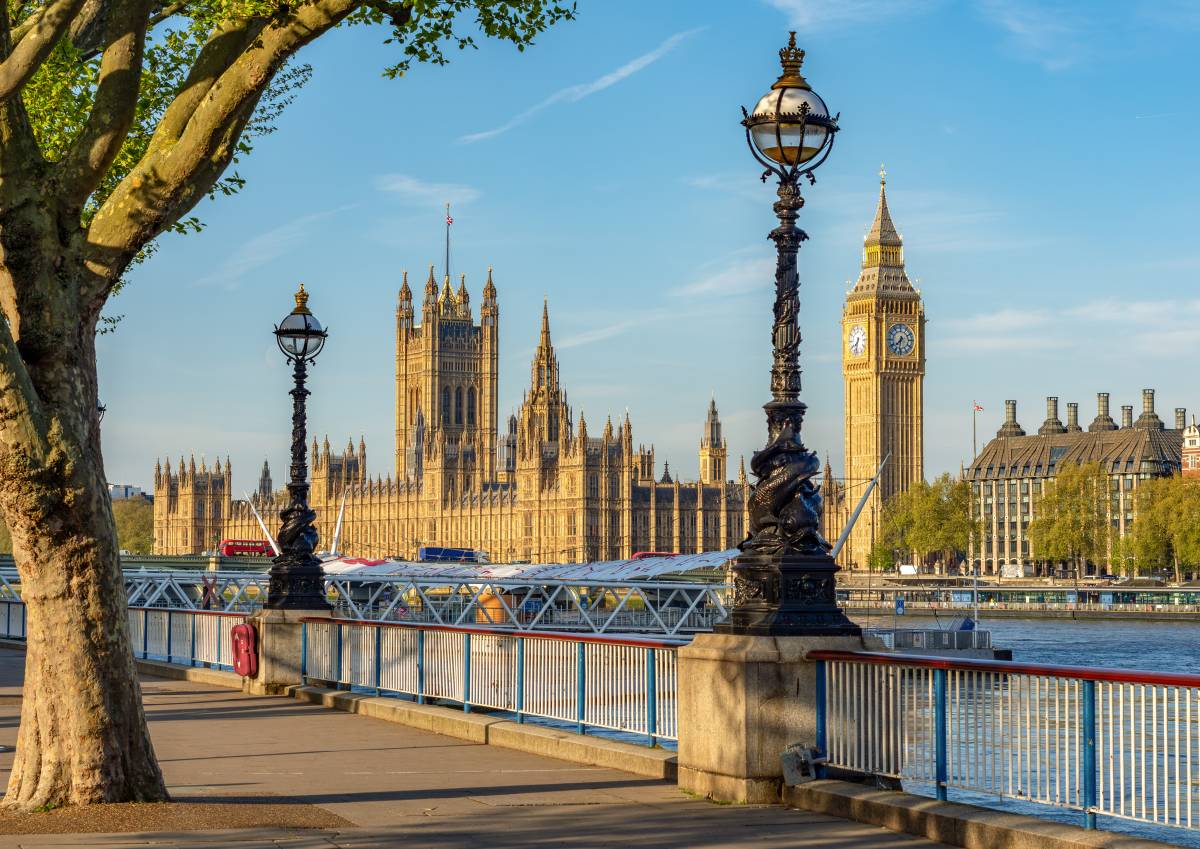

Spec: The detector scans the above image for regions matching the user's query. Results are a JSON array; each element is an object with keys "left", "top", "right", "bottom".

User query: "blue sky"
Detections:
[{"left": 99, "top": 0, "right": 1200, "bottom": 496}]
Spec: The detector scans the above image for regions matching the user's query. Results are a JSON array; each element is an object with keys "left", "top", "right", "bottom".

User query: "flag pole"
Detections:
[{"left": 973, "top": 400, "right": 977, "bottom": 460}]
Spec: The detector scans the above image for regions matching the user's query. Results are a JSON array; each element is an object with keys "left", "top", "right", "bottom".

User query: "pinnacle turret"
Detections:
[
  {"left": 483, "top": 266, "right": 496, "bottom": 299},
  {"left": 399, "top": 268, "right": 411, "bottom": 301}
]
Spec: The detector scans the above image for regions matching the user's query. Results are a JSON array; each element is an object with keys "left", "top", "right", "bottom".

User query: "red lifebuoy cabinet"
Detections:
[{"left": 231, "top": 623, "right": 258, "bottom": 677}]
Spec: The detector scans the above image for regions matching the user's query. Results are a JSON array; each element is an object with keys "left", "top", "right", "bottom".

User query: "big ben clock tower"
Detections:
[{"left": 841, "top": 168, "right": 926, "bottom": 568}]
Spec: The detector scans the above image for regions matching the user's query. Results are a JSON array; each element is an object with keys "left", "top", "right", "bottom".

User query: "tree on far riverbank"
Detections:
[
  {"left": 1125, "top": 476, "right": 1200, "bottom": 582},
  {"left": 874, "top": 473, "right": 978, "bottom": 573}
]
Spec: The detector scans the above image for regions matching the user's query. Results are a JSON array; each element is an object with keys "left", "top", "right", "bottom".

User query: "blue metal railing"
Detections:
[{"left": 300, "top": 617, "right": 682, "bottom": 745}]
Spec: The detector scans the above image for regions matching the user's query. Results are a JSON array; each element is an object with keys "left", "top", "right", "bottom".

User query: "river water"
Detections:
[{"left": 850, "top": 613, "right": 1200, "bottom": 846}]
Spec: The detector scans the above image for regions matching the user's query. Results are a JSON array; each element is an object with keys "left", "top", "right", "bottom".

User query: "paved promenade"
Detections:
[{"left": 0, "top": 648, "right": 950, "bottom": 848}]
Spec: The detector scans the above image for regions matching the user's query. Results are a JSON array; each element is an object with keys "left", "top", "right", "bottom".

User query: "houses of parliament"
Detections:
[
  {"left": 153, "top": 268, "right": 752, "bottom": 561},
  {"left": 153, "top": 174, "right": 925, "bottom": 568}
]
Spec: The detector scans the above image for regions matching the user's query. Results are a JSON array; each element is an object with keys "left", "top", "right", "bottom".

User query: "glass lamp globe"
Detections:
[
  {"left": 275, "top": 284, "right": 327, "bottom": 359},
  {"left": 747, "top": 33, "right": 832, "bottom": 167}
]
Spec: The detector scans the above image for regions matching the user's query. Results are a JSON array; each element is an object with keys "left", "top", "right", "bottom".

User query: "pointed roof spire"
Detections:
[
  {"left": 660, "top": 459, "right": 672, "bottom": 484},
  {"left": 457, "top": 273, "right": 469, "bottom": 303},
  {"left": 849, "top": 166, "right": 916, "bottom": 299},
  {"left": 424, "top": 263, "right": 437, "bottom": 299},
  {"left": 483, "top": 265, "right": 496, "bottom": 298},
  {"left": 866, "top": 165, "right": 902, "bottom": 247},
  {"left": 399, "top": 268, "right": 411, "bottom": 300},
  {"left": 539, "top": 297, "right": 551, "bottom": 347}
]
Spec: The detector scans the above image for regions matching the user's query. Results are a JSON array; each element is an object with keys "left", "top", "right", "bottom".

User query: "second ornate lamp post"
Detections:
[
  {"left": 265, "top": 285, "right": 331, "bottom": 611},
  {"left": 714, "top": 34, "right": 859, "bottom": 637}
]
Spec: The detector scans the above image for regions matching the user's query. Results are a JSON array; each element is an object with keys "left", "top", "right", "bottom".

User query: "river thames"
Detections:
[{"left": 851, "top": 613, "right": 1200, "bottom": 846}]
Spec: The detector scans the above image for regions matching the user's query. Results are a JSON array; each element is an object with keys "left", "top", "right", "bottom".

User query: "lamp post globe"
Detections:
[
  {"left": 714, "top": 34, "right": 859, "bottom": 637},
  {"left": 265, "top": 284, "right": 331, "bottom": 611}
]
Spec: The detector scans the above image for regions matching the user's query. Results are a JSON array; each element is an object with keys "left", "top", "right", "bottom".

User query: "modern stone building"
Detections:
[
  {"left": 155, "top": 267, "right": 751, "bottom": 561},
  {"left": 821, "top": 171, "right": 926, "bottom": 569},
  {"left": 967, "top": 392, "right": 1186, "bottom": 574}
]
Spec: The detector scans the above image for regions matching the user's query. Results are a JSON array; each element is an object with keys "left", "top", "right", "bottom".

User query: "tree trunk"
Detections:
[
  {"left": 0, "top": 346, "right": 167, "bottom": 811},
  {"left": 0, "top": 162, "right": 168, "bottom": 808}
]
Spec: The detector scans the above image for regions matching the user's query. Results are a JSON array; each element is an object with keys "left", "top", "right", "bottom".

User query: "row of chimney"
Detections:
[{"left": 997, "top": 390, "right": 1183, "bottom": 438}]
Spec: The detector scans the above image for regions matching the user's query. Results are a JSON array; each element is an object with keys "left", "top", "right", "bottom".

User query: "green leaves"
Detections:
[
  {"left": 876, "top": 473, "right": 978, "bottom": 571},
  {"left": 350, "top": 0, "right": 577, "bottom": 79},
  {"left": 1027, "top": 461, "right": 1112, "bottom": 571}
]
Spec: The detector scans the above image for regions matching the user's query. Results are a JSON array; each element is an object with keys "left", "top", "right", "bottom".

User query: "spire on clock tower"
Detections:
[{"left": 850, "top": 166, "right": 917, "bottom": 299}]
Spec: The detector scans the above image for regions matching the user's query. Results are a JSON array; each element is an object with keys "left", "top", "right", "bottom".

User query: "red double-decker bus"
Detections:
[{"left": 218, "top": 539, "right": 274, "bottom": 557}]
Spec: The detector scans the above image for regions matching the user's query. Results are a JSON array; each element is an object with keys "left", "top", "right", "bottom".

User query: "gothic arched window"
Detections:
[
  {"left": 467, "top": 388, "right": 476, "bottom": 426},
  {"left": 442, "top": 387, "right": 451, "bottom": 425},
  {"left": 454, "top": 388, "right": 463, "bottom": 425},
  {"left": 610, "top": 475, "right": 619, "bottom": 498},
  {"left": 589, "top": 475, "right": 599, "bottom": 498},
  {"left": 538, "top": 366, "right": 546, "bottom": 387}
]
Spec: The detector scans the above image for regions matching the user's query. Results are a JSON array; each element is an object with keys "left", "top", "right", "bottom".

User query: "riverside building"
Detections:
[
  {"left": 967, "top": 392, "right": 1186, "bottom": 575},
  {"left": 153, "top": 267, "right": 751, "bottom": 561}
]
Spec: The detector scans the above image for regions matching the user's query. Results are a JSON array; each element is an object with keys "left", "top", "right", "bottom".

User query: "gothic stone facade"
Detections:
[
  {"left": 154, "top": 267, "right": 751, "bottom": 561},
  {"left": 967, "top": 392, "right": 1186, "bottom": 574}
]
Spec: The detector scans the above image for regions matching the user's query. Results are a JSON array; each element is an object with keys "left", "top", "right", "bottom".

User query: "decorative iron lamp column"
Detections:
[
  {"left": 265, "top": 284, "right": 331, "bottom": 611},
  {"left": 714, "top": 34, "right": 859, "bottom": 636}
]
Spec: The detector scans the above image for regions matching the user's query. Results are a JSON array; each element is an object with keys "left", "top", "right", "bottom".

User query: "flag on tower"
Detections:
[
  {"left": 973, "top": 403, "right": 984, "bottom": 412},
  {"left": 447, "top": 213, "right": 453, "bottom": 225}
]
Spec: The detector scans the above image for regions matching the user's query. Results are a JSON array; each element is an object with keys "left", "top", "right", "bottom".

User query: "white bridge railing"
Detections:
[
  {"left": 301, "top": 617, "right": 682, "bottom": 744},
  {"left": 0, "top": 568, "right": 724, "bottom": 638}
]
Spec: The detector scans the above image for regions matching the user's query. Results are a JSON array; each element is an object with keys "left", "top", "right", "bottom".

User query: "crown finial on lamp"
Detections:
[
  {"left": 292, "top": 283, "right": 312, "bottom": 315},
  {"left": 773, "top": 31, "right": 810, "bottom": 91}
]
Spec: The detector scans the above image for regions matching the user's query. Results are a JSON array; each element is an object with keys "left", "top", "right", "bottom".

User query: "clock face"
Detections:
[
  {"left": 847, "top": 325, "right": 867, "bottom": 357},
  {"left": 887, "top": 324, "right": 915, "bottom": 356}
]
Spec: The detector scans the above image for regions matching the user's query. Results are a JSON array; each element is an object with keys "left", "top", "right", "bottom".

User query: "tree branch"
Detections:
[
  {"left": 0, "top": 0, "right": 91, "bottom": 102},
  {"left": 52, "top": 0, "right": 155, "bottom": 211},
  {"left": 83, "top": 0, "right": 359, "bottom": 287}
]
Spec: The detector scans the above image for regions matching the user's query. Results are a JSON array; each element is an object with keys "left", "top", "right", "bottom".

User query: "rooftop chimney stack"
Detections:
[
  {"left": 1177, "top": 408, "right": 1187, "bottom": 430},
  {"left": 1039, "top": 396, "right": 1067, "bottom": 435},
  {"left": 1134, "top": 388, "right": 1165, "bottom": 431},
  {"left": 1066, "top": 402, "right": 1081, "bottom": 432},
  {"left": 1089, "top": 392, "right": 1118, "bottom": 432},
  {"left": 997, "top": 399, "right": 1026, "bottom": 438},
  {"left": 1121, "top": 406, "right": 1133, "bottom": 429}
]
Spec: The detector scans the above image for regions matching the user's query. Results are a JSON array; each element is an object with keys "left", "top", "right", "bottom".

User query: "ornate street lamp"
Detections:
[
  {"left": 265, "top": 284, "right": 331, "bottom": 610},
  {"left": 715, "top": 34, "right": 859, "bottom": 636}
]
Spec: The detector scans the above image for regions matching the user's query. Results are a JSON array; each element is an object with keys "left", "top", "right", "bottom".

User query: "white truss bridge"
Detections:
[{"left": 0, "top": 564, "right": 732, "bottom": 638}]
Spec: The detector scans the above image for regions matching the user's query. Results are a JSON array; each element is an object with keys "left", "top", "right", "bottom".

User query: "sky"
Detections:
[{"left": 98, "top": 0, "right": 1200, "bottom": 497}]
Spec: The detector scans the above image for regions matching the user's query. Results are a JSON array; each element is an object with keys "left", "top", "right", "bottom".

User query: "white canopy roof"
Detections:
[{"left": 321, "top": 549, "right": 738, "bottom": 582}]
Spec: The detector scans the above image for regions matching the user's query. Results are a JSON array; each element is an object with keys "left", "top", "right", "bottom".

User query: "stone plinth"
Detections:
[
  {"left": 243, "top": 608, "right": 330, "bottom": 696},
  {"left": 677, "top": 632, "right": 884, "bottom": 804}
]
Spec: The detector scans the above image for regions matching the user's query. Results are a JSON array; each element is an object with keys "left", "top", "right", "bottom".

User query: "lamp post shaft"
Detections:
[{"left": 265, "top": 355, "right": 330, "bottom": 610}]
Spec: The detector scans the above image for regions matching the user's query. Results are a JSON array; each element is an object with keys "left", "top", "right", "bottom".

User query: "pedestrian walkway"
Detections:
[{"left": 0, "top": 648, "right": 950, "bottom": 848}]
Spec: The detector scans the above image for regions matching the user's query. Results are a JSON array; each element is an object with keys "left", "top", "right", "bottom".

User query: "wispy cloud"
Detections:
[
  {"left": 375, "top": 174, "right": 480, "bottom": 208},
  {"left": 941, "top": 299, "right": 1200, "bottom": 357},
  {"left": 975, "top": 0, "right": 1099, "bottom": 69},
  {"left": 192, "top": 208, "right": 348, "bottom": 288},
  {"left": 459, "top": 27, "right": 705, "bottom": 143},
  {"left": 673, "top": 253, "right": 775, "bottom": 298},
  {"left": 683, "top": 173, "right": 775, "bottom": 203},
  {"left": 766, "top": 0, "right": 938, "bottom": 29}
]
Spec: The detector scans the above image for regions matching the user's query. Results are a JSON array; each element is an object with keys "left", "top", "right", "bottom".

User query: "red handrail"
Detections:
[
  {"left": 297, "top": 616, "right": 689, "bottom": 649},
  {"left": 129, "top": 606, "right": 248, "bottom": 619},
  {"left": 806, "top": 649, "right": 1200, "bottom": 688}
]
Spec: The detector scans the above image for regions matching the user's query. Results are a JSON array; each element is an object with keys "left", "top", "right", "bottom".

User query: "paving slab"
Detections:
[{"left": 0, "top": 648, "right": 951, "bottom": 849}]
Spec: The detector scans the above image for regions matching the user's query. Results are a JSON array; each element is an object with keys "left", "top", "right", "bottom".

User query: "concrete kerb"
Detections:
[{"left": 784, "top": 780, "right": 1190, "bottom": 849}]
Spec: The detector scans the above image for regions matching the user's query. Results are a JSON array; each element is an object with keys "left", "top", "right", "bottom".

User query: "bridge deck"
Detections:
[{"left": 0, "top": 647, "right": 951, "bottom": 849}]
